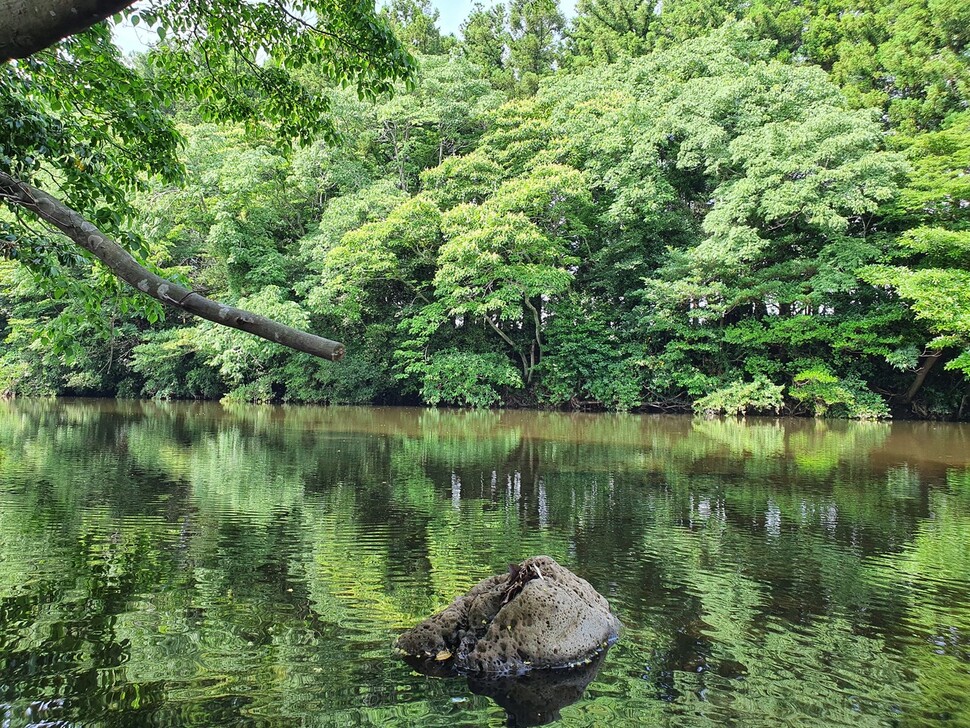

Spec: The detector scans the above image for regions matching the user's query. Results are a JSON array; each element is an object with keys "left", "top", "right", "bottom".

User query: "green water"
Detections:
[{"left": 0, "top": 401, "right": 968, "bottom": 727}]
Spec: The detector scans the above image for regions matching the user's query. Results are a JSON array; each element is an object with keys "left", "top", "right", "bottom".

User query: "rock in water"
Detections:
[{"left": 396, "top": 556, "right": 621, "bottom": 676}]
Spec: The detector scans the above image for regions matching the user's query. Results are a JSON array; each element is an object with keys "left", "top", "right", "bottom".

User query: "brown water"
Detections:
[{"left": 0, "top": 400, "right": 969, "bottom": 726}]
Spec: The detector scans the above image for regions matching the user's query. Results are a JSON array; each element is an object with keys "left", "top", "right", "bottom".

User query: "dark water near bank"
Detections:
[{"left": 1, "top": 401, "right": 969, "bottom": 727}]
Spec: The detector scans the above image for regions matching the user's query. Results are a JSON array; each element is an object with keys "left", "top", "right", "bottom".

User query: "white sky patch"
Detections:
[
  {"left": 114, "top": 1, "right": 578, "bottom": 54},
  {"left": 424, "top": 0, "right": 577, "bottom": 36},
  {"left": 113, "top": 17, "right": 158, "bottom": 55}
]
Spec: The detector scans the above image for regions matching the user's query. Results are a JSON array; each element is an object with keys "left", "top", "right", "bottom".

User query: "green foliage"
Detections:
[
  {"left": 204, "top": 286, "right": 313, "bottom": 402},
  {"left": 299, "top": 179, "right": 409, "bottom": 272},
  {"left": 312, "top": 194, "right": 441, "bottom": 323},
  {"left": 375, "top": 54, "right": 500, "bottom": 192},
  {"left": 295, "top": 324, "right": 400, "bottom": 404},
  {"left": 2, "top": 2, "right": 969, "bottom": 417},
  {"left": 0, "top": 25, "right": 178, "bottom": 326},
  {"left": 429, "top": 164, "right": 588, "bottom": 383},
  {"left": 131, "top": 328, "right": 223, "bottom": 400},
  {"left": 421, "top": 155, "right": 505, "bottom": 208},
  {"left": 571, "top": 0, "right": 970, "bottom": 131},
  {"left": 138, "top": 1, "right": 417, "bottom": 143},
  {"left": 435, "top": 207, "right": 575, "bottom": 320},
  {"left": 861, "top": 113, "right": 970, "bottom": 383},
  {"left": 537, "top": 298, "right": 644, "bottom": 411},
  {"left": 746, "top": 0, "right": 970, "bottom": 131},
  {"left": 508, "top": 0, "right": 567, "bottom": 95},
  {"left": 540, "top": 24, "right": 911, "bottom": 415},
  {"left": 461, "top": 3, "right": 514, "bottom": 90},
  {"left": 694, "top": 377, "right": 785, "bottom": 416},
  {"left": 407, "top": 349, "right": 523, "bottom": 408},
  {"left": 570, "top": 0, "right": 655, "bottom": 63},
  {"left": 651, "top": 0, "right": 741, "bottom": 48},
  {"left": 0, "top": 0, "right": 415, "bottom": 365},
  {"left": 789, "top": 366, "right": 891, "bottom": 419},
  {"left": 382, "top": 0, "right": 454, "bottom": 55},
  {"left": 460, "top": 0, "right": 566, "bottom": 96}
]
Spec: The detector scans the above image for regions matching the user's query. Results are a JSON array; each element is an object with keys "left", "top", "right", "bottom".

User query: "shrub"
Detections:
[
  {"left": 694, "top": 377, "right": 785, "bottom": 416},
  {"left": 789, "top": 366, "right": 891, "bottom": 419},
  {"left": 414, "top": 350, "right": 522, "bottom": 408},
  {"left": 537, "top": 299, "right": 644, "bottom": 411}
]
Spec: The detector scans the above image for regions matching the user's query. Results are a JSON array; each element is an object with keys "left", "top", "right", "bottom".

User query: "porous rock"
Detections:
[{"left": 396, "top": 556, "right": 621, "bottom": 676}]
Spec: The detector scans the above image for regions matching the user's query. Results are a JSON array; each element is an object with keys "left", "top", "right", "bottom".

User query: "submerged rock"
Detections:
[{"left": 396, "top": 555, "right": 621, "bottom": 676}]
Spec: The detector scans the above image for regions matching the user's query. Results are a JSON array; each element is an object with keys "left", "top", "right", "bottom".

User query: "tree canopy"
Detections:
[
  {"left": 0, "top": 0, "right": 968, "bottom": 418},
  {"left": 0, "top": 0, "right": 415, "bottom": 361}
]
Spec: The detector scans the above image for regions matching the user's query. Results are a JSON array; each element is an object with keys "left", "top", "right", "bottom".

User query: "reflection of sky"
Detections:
[{"left": 113, "top": 0, "right": 578, "bottom": 55}]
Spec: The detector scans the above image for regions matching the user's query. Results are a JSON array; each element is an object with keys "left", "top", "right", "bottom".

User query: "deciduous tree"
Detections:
[{"left": 0, "top": 0, "right": 414, "bottom": 360}]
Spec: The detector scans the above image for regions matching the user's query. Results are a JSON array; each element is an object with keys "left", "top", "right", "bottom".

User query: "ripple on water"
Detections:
[{"left": 2, "top": 404, "right": 970, "bottom": 727}]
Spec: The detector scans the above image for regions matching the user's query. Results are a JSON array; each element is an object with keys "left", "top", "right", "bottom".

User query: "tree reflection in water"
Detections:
[{"left": 0, "top": 400, "right": 968, "bottom": 726}]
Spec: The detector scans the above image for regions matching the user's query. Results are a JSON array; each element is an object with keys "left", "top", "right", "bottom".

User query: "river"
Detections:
[{"left": 0, "top": 400, "right": 968, "bottom": 726}]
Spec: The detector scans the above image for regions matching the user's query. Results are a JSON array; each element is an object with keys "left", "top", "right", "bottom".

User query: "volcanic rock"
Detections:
[{"left": 396, "top": 555, "right": 621, "bottom": 676}]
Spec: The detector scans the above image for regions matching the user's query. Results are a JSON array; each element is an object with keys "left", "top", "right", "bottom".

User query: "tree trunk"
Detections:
[
  {"left": 903, "top": 349, "right": 943, "bottom": 404},
  {"left": 0, "top": 171, "right": 345, "bottom": 360},
  {"left": 0, "top": 0, "right": 135, "bottom": 61},
  {"left": 523, "top": 296, "right": 542, "bottom": 384}
]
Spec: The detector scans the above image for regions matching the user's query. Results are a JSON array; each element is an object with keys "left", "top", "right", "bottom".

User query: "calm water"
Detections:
[{"left": 1, "top": 401, "right": 969, "bottom": 727}]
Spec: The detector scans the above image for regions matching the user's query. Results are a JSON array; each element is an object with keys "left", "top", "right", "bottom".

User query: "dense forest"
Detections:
[{"left": 1, "top": 0, "right": 968, "bottom": 418}]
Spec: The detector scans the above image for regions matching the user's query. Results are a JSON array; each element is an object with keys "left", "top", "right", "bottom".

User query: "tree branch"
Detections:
[
  {"left": 524, "top": 295, "right": 543, "bottom": 350},
  {"left": 0, "top": 0, "right": 135, "bottom": 61},
  {"left": 0, "top": 171, "right": 345, "bottom": 360},
  {"left": 484, "top": 314, "right": 531, "bottom": 382},
  {"left": 902, "top": 349, "right": 943, "bottom": 404}
]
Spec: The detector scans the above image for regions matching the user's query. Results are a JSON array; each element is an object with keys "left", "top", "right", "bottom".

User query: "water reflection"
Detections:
[
  {"left": 402, "top": 652, "right": 610, "bottom": 727},
  {"left": 0, "top": 400, "right": 968, "bottom": 726}
]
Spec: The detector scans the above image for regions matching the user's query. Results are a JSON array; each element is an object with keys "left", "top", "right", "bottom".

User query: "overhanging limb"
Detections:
[
  {"left": 0, "top": 0, "right": 136, "bottom": 61},
  {"left": 0, "top": 171, "right": 345, "bottom": 361}
]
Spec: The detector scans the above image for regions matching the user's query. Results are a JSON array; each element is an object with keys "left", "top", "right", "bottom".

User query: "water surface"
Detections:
[{"left": 1, "top": 401, "right": 969, "bottom": 726}]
